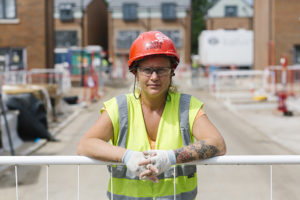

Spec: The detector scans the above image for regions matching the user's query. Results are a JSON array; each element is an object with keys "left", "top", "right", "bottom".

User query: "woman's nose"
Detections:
[{"left": 150, "top": 70, "right": 159, "bottom": 79}]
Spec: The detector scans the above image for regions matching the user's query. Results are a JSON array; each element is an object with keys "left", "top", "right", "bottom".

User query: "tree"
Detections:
[{"left": 191, "top": 0, "right": 217, "bottom": 55}]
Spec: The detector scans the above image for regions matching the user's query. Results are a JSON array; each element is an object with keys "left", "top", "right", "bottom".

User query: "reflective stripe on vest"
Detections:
[
  {"left": 179, "top": 93, "right": 192, "bottom": 145},
  {"left": 107, "top": 187, "right": 197, "bottom": 200},
  {"left": 116, "top": 94, "right": 128, "bottom": 148}
]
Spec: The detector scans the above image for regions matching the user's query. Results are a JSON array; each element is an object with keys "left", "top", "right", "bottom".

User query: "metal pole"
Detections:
[
  {"left": 80, "top": 0, "right": 85, "bottom": 87},
  {"left": 2, "top": 155, "right": 300, "bottom": 165},
  {"left": 270, "top": 165, "right": 273, "bottom": 200}
]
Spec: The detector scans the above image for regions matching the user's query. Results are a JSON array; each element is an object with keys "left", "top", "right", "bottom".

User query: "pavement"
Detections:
[{"left": 179, "top": 72, "right": 300, "bottom": 155}]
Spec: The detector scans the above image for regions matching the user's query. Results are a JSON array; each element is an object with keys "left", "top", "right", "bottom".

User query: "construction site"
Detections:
[{"left": 0, "top": 0, "right": 300, "bottom": 199}]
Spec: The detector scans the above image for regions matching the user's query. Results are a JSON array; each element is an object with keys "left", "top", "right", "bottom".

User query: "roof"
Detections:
[
  {"left": 107, "top": 0, "right": 190, "bottom": 9},
  {"left": 54, "top": 0, "right": 93, "bottom": 9}
]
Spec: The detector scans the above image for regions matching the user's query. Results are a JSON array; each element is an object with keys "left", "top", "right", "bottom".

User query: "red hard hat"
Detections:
[{"left": 128, "top": 31, "right": 180, "bottom": 72}]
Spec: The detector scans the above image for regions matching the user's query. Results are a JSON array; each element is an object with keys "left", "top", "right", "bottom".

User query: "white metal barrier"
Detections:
[
  {"left": 1, "top": 155, "right": 300, "bottom": 200},
  {"left": 209, "top": 66, "right": 300, "bottom": 97}
]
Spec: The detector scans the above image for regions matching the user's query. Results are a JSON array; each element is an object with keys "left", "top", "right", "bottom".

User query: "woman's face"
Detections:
[{"left": 137, "top": 56, "right": 172, "bottom": 98}]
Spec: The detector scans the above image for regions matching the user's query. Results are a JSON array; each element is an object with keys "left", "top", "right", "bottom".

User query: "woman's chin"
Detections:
[{"left": 145, "top": 88, "right": 167, "bottom": 97}]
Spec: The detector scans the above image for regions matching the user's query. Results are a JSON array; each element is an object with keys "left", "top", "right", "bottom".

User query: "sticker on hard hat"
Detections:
[
  {"left": 155, "top": 32, "right": 170, "bottom": 42},
  {"left": 146, "top": 41, "right": 162, "bottom": 50}
]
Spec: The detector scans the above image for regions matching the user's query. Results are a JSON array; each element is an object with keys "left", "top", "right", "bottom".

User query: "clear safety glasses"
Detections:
[{"left": 137, "top": 67, "right": 172, "bottom": 77}]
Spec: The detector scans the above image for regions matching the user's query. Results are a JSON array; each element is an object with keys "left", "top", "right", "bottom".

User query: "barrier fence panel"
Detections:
[
  {"left": 1, "top": 156, "right": 300, "bottom": 200},
  {"left": 268, "top": 65, "right": 300, "bottom": 95},
  {"left": 209, "top": 66, "right": 300, "bottom": 97},
  {"left": 209, "top": 70, "right": 265, "bottom": 97}
]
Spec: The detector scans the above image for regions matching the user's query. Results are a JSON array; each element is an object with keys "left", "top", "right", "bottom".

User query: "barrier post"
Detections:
[
  {"left": 288, "top": 66, "right": 294, "bottom": 96},
  {"left": 277, "top": 57, "right": 293, "bottom": 116}
]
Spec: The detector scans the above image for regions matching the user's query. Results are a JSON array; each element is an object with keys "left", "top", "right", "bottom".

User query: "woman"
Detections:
[{"left": 77, "top": 31, "right": 226, "bottom": 199}]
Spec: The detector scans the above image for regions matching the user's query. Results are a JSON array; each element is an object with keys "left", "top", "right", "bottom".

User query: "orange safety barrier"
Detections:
[
  {"left": 81, "top": 51, "right": 102, "bottom": 103},
  {"left": 268, "top": 65, "right": 300, "bottom": 97},
  {"left": 82, "top": 72, "right": 101, "bottom": 102}
]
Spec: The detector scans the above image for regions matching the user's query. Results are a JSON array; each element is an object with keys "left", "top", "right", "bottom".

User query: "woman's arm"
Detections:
[
  {"left": 174, "top": 113, "right": 226, "bottom": 163},
  {"left": 77, "top": 110, "right": 126, "bottom": 162},
  {"left": 138, "top": 112, "right": 226, "bottom": 179}
]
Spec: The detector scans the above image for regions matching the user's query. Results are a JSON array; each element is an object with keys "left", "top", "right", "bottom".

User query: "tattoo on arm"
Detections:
[{"left": 174, "top": 141, "right": 219, "bottom": 163}]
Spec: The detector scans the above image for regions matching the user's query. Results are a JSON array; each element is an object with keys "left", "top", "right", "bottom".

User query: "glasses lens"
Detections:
[
  {"left": 157, "top": 68, "right": 171, "bottom": 76},
  {"left": 138, "top": 67, "right": 171, "bottom": 76}
]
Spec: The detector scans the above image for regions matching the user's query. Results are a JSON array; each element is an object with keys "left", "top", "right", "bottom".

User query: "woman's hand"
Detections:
[{"left": 138, "top": 150, "right": 176, "bottom": 182}]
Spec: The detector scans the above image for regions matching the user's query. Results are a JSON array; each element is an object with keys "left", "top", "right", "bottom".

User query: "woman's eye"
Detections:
[
  {"left": 158, "top": 69, "right": 166, "bottom": 73},
  {"left": 144, "top": 68, "right": 152, "bottom": 74}
]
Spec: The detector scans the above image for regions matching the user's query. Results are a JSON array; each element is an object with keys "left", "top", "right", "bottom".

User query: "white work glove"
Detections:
[
  {"left": 122, "top": 149, "right": 147, "bottom": 177},
  {"left": 147, "top": 150, "right": 177, "bottom": 176}
]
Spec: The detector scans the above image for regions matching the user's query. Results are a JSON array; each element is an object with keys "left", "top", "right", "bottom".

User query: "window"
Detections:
[
  {"left": 9, "top": 48, "right": 25, "bottom": 70},
  {"left": 0, "top": 48, "right": 26, "bottom": 71},
  {"left": 295, "top": 45, "right": 300, "bottom": 64},
  {"left": 122, "top": 3, "right": 137, "bottom": 21},
  {"left": 55, "top": 31, "right": 78, "bottom": 48},
  {"left": 225, "top": 5, "right": 237, "bottom": 17},
  {"left": 161, "top": 3, "right": 176, "bottom": 21},
  {"left": 159, "top": 30, "right": 181, "bottom": 48},
  {"left": 117, "top": 30, "right": 140, "bottom": 49},
  {"left": 0, "top": 0, "right": 16, "bottom": 19},
  {"left": 59, "top": 3, "right": 74, "bottom": 22}
]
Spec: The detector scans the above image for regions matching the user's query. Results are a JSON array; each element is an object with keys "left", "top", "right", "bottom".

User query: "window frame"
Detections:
[
  {"left": 59, "top": 3, "right": 74, "bottom": 22},
  {"left": 122, "top": 3, "right": 138, "bottom": 22},
  {"left": 294, "top": 45, "right": 300, "bottom": 64},
  {"left": 116, "top": 30, "right": 140, "bottom": 49},
  {"left": 55, "top": 30, "right": 78, "bottom": 48},
  {"left": 225, "top": 5, "right": 238, "bottom": 17},
  {"left": 0, "top": 47, "right": 26, "bottom": 71},
  {"left": 161, "top": 3, "right": 177, "bottom": 21},
  {"left": 0, "top": 0, "right": 17, "bottom": 19}
]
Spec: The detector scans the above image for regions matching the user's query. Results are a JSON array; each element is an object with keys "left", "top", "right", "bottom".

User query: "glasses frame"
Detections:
[{"left": 137, "top": 66, "right": 172, "bottom": 77}]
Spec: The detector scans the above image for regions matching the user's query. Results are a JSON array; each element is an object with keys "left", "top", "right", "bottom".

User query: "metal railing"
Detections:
[{"left": 1, "top": 155, "right": 300, "bottom": 200}]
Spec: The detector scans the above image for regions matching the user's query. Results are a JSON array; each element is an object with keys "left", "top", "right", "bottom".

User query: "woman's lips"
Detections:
[{"left": 148, "top": 84, "right": 160, "bottom": 88}]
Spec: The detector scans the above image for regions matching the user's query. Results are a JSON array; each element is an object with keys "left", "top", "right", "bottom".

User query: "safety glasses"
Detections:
[{"left": 138, "top": 67, "right": 171, "bottom": 77}]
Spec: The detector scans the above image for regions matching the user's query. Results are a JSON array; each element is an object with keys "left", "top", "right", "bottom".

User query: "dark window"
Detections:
[
  {"left": 295, "top": 45, "right": 300, "bottom": 64},
  {"left": 117, "top": 31, "right": 140, "bottom": 49},
  {"left": 294, "top": 45, "right": 300, "bottom": 82},
  {"left": 59, "top": 3, "right": 74, "bottom": 22},
  {"left": 0, "top": 0, "right": 16, "bottom": 19},
  {"left": 0, "top": 48, "right": 26, "bottom": 71},
  {"left": 161, "top": 3, "right": 176, "bottom": 21},
  {"left": 122, "top": 3, "right": 137, "bottom": 21},
  {"left": 9, "top": 48, "right": 24, "bottom": 70},
  {"left": 225, "top": 5, "right": 237, "bottom": 17},
  {"left": 159, "top": 30, "right": 181, "bottom": 48},
  {"left": 55, "top": 31, "right": 78, "bottom": 48}
]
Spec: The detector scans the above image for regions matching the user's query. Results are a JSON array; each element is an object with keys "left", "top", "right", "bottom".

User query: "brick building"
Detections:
[
  {"left": 0, "top": 0, "right": 54, "bottom": 70},
  {"left": 54, "top": 0, "right": 108, "bottom": 50},
  {"left": 107, "top": 0, "right": 191, "bottom": 77},
  {"left": 206, "top": 0, "right": 253, "bottom": 30},
  {"left": 254, "top": 0, "right": 300, "bottom": 69}
]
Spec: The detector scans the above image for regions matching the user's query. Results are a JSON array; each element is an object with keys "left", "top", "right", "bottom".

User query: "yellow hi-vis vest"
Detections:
[{"left": 102, "top": 92, "right": 203, "bottom": 200}]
